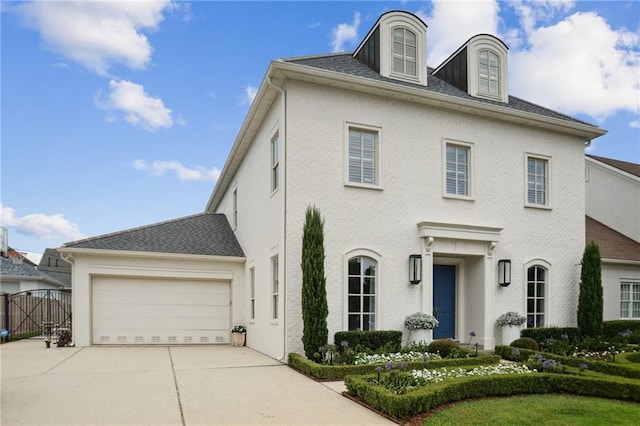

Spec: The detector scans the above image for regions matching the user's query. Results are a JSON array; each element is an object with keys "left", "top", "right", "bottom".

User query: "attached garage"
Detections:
[
  {"left": 58, "top": 213, "right": 245, "bottom": 347},
  {"left": 92, "top": 277, "right": 231, "bottom": 345}
]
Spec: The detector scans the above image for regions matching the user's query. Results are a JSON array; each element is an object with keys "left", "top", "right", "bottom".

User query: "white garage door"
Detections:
[{"left": 92, "top": 277, "right": 230, "bottom": 345}]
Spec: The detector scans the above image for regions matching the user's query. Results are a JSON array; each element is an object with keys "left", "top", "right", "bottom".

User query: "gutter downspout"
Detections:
[
  {"left": 58, "top": 251, "right": 76, "bottom": 346},
  {"left": 268, "top": 77, "right": 288, "bottom": 362}
]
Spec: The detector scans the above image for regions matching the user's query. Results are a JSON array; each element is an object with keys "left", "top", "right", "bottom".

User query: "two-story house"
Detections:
[
  {"left": 585, "top": 155, "right": 640, "bottom": 321},
  {"left": 61, "top": 11, "right": 605, "bottom": 359}
]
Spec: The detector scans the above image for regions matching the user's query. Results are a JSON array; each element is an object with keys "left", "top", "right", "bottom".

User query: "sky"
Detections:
[{"left": 1, "top": 0, "right": 639, "bottom": 254}]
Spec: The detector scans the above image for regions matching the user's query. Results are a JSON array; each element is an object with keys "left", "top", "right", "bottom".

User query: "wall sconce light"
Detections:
[
  {"left": 409, "top": 254, "right": 422, "bottom": 285},
  {"left": 498, "top": 259, "right": 511, "bottom": 287}
]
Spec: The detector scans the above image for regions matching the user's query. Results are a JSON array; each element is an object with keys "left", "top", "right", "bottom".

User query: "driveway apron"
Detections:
[{"left": 1, "top": 340, "right": 394, "bottom": 425}]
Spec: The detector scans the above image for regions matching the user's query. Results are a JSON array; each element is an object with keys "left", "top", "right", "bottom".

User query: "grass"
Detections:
[{"left": 423, "top": 394, "right": 640, "bottom": 425}]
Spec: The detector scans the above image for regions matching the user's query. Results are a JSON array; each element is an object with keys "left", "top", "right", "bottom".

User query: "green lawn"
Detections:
[{"left": 424, "top": 394, "right": 640, "bottom": 425}]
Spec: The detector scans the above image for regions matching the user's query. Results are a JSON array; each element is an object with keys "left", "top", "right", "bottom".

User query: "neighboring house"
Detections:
[
  {"left": 38, "top": 248, "right": 72, "bottom": 288},
  {"left": 60, "top": 11, "right": 606, "bottom": 358},
  {"left": 1, "top": 249, "right": 66, "bottom": 294},
  {"left": 585, "top": 155, "right": 640, "bottom": 321}
]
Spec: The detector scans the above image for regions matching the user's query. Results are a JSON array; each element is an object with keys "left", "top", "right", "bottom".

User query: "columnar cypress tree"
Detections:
[
  {"left": 301, "top": 205, "right": 328, "bottom": 360},
  {"left": 577, "top": 241, "right": 603, "bottom": 338}
]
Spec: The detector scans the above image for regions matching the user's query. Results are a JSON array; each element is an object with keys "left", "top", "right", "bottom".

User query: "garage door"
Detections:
[{"left": 92, "top": 277, "right": 230, "bottom": 345}]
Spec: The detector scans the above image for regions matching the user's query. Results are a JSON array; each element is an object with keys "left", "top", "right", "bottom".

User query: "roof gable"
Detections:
[
  {"left": 586, "top": 216, "right": 640, "bottom": 262},
  {"left": 587, "top": 155, "right": 640, "bottom": 178},
  {"left": 63, "top": 213, "right": 244, "bottom": 257}
]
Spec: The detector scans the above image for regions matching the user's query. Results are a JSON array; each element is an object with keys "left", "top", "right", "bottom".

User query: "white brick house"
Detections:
[
  {"left": 206, "top": 11, "right": 605, "bottom": 358},
  {"left": 61, "top": 11, "right": 606, "bottom": 357}
]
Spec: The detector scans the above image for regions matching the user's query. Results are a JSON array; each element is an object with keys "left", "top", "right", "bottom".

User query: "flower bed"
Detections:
[
  {"left": 353, "top": 351, "right": 442, "bottom": 365},
  {"left": 287, "top": 352, "right": 500, "bottom": 380}
]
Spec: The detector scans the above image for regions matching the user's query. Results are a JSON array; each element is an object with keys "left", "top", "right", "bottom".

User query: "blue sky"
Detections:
[{"left": 1, "top": 0, "right": 639, "bottom": 254}]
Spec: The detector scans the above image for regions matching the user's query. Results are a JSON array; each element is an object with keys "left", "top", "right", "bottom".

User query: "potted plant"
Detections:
[
  {"left": 496, "top": 312, "right": 526, "bottom": 346},
  {"left": 404, "top": 312, "right": 439, "bottom": 345},
  {"left": 231, "top": 324, "right": 246, "bottom": 347}
]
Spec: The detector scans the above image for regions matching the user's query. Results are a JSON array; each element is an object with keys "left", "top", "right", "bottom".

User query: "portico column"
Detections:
[
  {"left": 482, "top": 242, "right": 497, "bottom": 350},
  {"left": 421, "top": 236, "right": 434, "bottom": 315}
]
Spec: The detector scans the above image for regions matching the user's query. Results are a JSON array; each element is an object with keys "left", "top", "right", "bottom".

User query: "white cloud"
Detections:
[
  {"left": 96, "top": 79, "right": 174, "bottom": 131},
  {"left": 630, "top": 120, "right": 640, "bottom": 129},
  {"left": 133, "top": 160, "right": 221, "bottom": 182},
  {"left": 0, "top": 204, "right": 85, "bottom": 241},
  {"left": 15, "top": 0, "right": 174, "bottom": 75},
  {"left": 510, "top": 11, "right": 640, "bottom": 119},
  {"left": 417, "top": 0, "right": 501, "bottom": 66},
  {"left": 331, "top": 12, "right": 361, "bottom": 53},
  {"left": 241, "top": 85, "right": 258, "bottom": 106}
]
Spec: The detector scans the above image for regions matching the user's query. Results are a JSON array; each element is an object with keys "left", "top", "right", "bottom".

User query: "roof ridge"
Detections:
[{"left": 63, "top": 212, "right": 213, "bottom": 247}]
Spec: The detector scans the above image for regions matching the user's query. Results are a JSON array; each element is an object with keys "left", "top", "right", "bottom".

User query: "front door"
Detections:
[{"left": 433, "top": 264, "right": 456, "bottom": 339}]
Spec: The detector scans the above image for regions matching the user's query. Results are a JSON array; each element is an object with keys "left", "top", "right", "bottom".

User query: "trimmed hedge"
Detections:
[
  {"left": 495, "top": 345, "right": 640, "bottom": 379},
  {"left": 603, "top": 320, "right": 640, "bottom": 338},
  {"left": 287, "top": 352, "right": 500, "bottom": 380},
  {"left": 521, "top": 327, "right": 580, "bottom": 344},
  {"left": 345, "top": 371, "right": 640, "bottom": 419},
  {"left": 334, "top": 330, "right": 402, "bottom": 353}
]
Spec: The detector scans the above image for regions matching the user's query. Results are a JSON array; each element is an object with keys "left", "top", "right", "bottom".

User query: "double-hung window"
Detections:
[
  {"left": 478, "top": 49, "right": 500, "bottom": 97},
  {"left": 621, "top": 282, "right": 640, "bottom": 319},
  {"left": 271, "top": 134, "right": 279, "bottom": 192},
  {"left": 526, "top": 154, "right": 550, "bottom": 207},
  {"left": 348, "top": 126, "right": 379, "bottom": 187},
  {"left": 271, "top": 256, "right": 279, "bottom": 320},
  {"left": 250, "top": 267, "right": 255, "bottom": 320},
  {"left": 392, "top": 27, "right": 417, "bottom": 77},
  {"left": 444, "top": 141, "right": 472, "bottom": 198}
]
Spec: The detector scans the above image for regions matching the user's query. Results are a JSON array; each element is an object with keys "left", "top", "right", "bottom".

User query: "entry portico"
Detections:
[{"left": 418, "top": 221, "right": 502, "bottom": 350}]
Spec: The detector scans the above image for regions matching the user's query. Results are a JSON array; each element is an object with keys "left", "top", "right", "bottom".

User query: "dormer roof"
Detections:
[
  {"left": 353, "top": 11, "right": 428, "bottom": 86},
  {"left": 434, "top": 34, "right": 509, "bottom": 103}
]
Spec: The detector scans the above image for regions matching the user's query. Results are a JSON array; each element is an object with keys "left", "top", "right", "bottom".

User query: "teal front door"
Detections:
[{"left": 433, "top": 265, "right": 456, "bottom": 339}]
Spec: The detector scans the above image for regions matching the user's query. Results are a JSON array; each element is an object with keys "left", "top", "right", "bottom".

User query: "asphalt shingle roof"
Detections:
[
  {"left": 283, "top": 53, "right": 597, "bottom": 127},
  {"left": 586, "top": 216, "right": 640, "bottom": 262},
  {"left": 0, "top": 256, "right": 66, "bottom": 287},
  {"left": 64, "top": 213, "right": 244, "bottom": 257},
  {"left": 587, "top": 155, "right": 640, "bottom": 178}
]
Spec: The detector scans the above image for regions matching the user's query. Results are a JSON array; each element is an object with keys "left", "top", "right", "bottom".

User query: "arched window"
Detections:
[
  {"left": 527, "top": 265, "right": 547, "bottom": 327},
  {"left": 347, "top": 256, "right": 377, "bottom": 330},
  {"left": 478, "top": 49, "right": 500, "bottom": 96},
  {"left": 392, "top": 27, "right": 417, "bottom": 77}
]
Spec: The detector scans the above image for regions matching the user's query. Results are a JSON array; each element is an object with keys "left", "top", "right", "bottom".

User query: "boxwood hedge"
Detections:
[
  {"left": 287, "top": 352, "right": 500, "bottom": 380},
  {"left": 345, "top": 371, "right": 640, "bottom": 419}
]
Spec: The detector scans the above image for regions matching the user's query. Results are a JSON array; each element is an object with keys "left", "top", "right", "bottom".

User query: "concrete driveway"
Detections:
[{"left": 1, "top": 340, "right": 394, "bottom": 426}]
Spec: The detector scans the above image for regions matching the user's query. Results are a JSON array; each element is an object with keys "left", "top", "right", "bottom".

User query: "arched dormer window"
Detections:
[
  {"left": 478, "top": 49, "right": 500, "bottom": 96},
  {"left": 392, "top": 27, "right": 417, "bottom": 77}
]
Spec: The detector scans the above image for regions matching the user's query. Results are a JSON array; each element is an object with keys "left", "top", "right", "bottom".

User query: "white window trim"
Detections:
[
  {"left": 343, "top": 248, "right": 382, "bottom": 331},
  {"left": 390, "top": 26, "right": 418, "bottom": 81},
  {"left": 376, "top": 13, "right": 428, "bottom": 86},
  {"left": 477, "top": 49, "right": 500, "bottom": 98},
  {"left": 620, "top": 280, "right": 640, "bottom": 319},
  {"left": 523, "top": 259, "right": 552, "bottom": 328},
  {"left": 344, "top": 122, "right": 383, "bottom": 190},
  {"left": 442, "top": 139, "right": 475, "bottom": 201},
  {"left": 271, "top": 131, "right": 280, "bottom": 194},
  {"left": 466, "top": 37, "right": 508, "bottom": 103},
  {"left": 524, "top": 153, "right": 552, "bottom": 210}
]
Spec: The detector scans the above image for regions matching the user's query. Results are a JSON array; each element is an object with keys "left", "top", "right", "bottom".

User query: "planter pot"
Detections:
[
  {"left": 501, "top": 325, "right": 521, "bottom": 346},
  {"left": 410, "top": 328, "right": 433, "bottom": 345},
  {"left": 231, "top": 332, "right": 246, "bottom": 347},
  {"left": 45, "top": 340, "right": 51, "bottom": 348}
]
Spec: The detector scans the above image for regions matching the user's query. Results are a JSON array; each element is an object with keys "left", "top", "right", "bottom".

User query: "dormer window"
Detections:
[
  {"left": 353, "top": 11, "right": 428, "bottom": 86},
  {"left": 392, "top": 28, "right": 417, "bottom": 77},
  {"left": 433, "top": 34, "right": 509, "bottom": 103},
  {"left": 478, "top": 49, "right": 500, "bottom": 96}
]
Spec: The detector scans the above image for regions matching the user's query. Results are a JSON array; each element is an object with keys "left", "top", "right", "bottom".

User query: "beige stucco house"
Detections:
[{"left": 60, "top": 11, "right": 606, "bottom": 359}]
